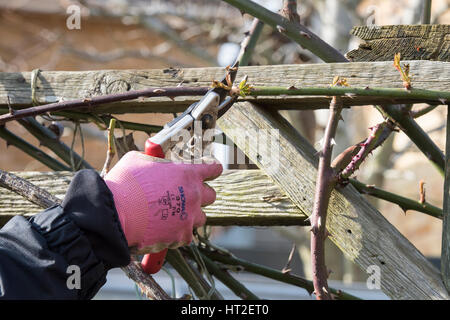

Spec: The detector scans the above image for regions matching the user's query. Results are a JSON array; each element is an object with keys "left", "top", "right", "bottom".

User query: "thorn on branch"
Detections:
[
  {"left": 300, "top": 31, "right": 311, "bottom": 39},
  {"left": 399, "top": 206, "right": 408, "bottom": 215},
  {"left": 7, "top": 96, "right": 15, "bottom": 115},
  {"left": 276, "top": 25, "right": 286, "bottom": 33},
  {"left": 338, "top": 121, "right": 394, "bottom": 180},
  {"left": 282, "top": 243, "right": 296, "bottom": 274}
]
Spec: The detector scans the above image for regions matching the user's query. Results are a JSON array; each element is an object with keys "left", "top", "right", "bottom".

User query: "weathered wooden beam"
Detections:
[
  {"left": 346, "top": 25, "right": 450, "bottom": 62},
  {"left": 217, "top": 101, "right": 449, "bottom": 300},
  {"left": 442, "top": 106, "right": 450, "bottom": 293},
  {"left": 0, "top": 170, "right": 308, "bottom": 228},
  {"left": 1, "top": 61, "right": 449, "bottom": 113}
]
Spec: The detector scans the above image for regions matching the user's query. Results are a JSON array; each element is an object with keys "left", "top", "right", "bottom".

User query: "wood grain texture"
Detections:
[
  {"left": 0, "top": 170, "right": 307, "bottom": 228},
  {"left": 347, "top": 25, "right": 450, "bottom": 62},
  {"left": 1, "top": 61, "right": 450, "bottom": 113},
  {"left": 217, "top": 101, "right": 449, "bottom": 300}
]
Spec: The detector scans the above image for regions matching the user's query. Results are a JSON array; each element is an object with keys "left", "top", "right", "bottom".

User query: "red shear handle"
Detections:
[
  {"left": 144, "top": 139, "right": 165, "bottom": 158},
  {"left": 141, "top": 248, "right": 168, "bottom": 274},
  {"left": 141, "top": 138, "right": 168, "bottom": 274}
]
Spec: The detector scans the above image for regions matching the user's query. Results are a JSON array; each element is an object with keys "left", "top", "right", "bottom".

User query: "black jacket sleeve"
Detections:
[{"left": 0, "top": 169, "right": 131, "bottom": 300}]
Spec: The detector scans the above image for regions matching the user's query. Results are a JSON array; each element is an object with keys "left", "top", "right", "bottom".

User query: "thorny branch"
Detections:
[
  {"left": 237, "top": 18, "right": 265, "bottom": 66},
  {"left": 349, "top": 178, "right": 443, "bottom": 219},
  {"left": 310, "top": 96, "right": 343, "bottom": 300},
  {"left": 222, "top": 0, "right": 347, "bottom": 63},
  {"left": 198, "top": 245, "right": 360, "bottom": 300},
  {"left": 338, "top": 121, "right": 396, "bottom": 180},
  {"left": 0, "top": 87, "right": 209, "bottom": 125},
  {"left": 0, "top": 169, "right": 60, "bottom": 209},
  {"left": 2, "top": 85, "right": 450, "bottom": 126},
  {"left": 100, "top": 118, "right": 117, "bottom": 178},
  {"left": 221, "top": 0, "right": 446, "bottom": 179},
  {"left": 122, "top": 261, "right": 172, "bottom": 300},
  {"left": 0, "top": 126, "right": 71, "bottom": 171}
]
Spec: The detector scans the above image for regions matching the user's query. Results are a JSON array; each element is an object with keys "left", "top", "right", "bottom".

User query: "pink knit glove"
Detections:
[{"left": 103, "top": 151, "right": 222, "bottom": 253}]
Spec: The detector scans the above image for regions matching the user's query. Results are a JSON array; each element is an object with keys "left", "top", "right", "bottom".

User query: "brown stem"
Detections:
[
  {"left": 280, "top": 0, "right": 301, "bottom": 24},
  {"left": 237, "top": 18, "right": 264, "bottom": 66},
  {"left": 121, "top": 260, "right": 171, "bottom": 300},
  {"left": 100, "top": 119, "right": 116, "bottom": 178},
  {"left": 310, "top": 96, "right": 343, "bottom": 300},
  {"left": 0, "top": 169, "right": 60, "bottom": 209},
  {"left": 0, "top": 86, "right": 209, "bottom": 125},
  {"left": 339, "top": 121, "right": 395, "bottom": 180},
  {"left": 282, "top": 243, "right": 297, "bottom": 274}
]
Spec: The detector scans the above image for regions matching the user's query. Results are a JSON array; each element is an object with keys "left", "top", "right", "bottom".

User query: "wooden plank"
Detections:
[
  {"left": 347, "top": 25, "right": 450, "bottom": 62},
  {"left": 0, "top": 170, "right": 307, "bottom": 228},
  {"left": 442, "top": 106, "right": 450, "bottom": 292},
  {"left": 217, "top": 101, "right": 449, "bottom": 300},
  {"left": 1, "top": 61, "right": 450, "bottom": 113}
]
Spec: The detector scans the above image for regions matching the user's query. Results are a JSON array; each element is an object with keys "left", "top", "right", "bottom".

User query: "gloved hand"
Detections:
[{"left": 103, "top": 151, "right": 222, "bottom": 253}]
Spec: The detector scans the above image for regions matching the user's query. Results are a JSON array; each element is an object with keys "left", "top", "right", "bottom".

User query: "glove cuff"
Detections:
[{"left": 104, "top": 169, "right": 149, "bottom": 248}]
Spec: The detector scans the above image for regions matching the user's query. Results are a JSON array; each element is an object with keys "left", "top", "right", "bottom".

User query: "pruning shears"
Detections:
[{"left": 141, "top": 60, "right": 240, "bottom": 274}]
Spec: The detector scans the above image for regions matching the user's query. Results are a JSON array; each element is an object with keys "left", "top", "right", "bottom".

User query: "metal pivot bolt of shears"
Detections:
[{"left": 141, "top": 61, "right": 240, "bottom": 274}]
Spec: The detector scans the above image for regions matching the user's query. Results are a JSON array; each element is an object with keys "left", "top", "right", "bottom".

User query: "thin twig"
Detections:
[
  {"left": 238, "top": 18, "right": 264, "bottom": 66},
  {"left": 349, "top": 179, "right": 443, "bottom": 219},
  {"left": 0, "top": 169, "right": 60, "bottom": 209},
  {"left": 199, "top": 246, "right": 360, "bottom": 300},
  {"left": 411, "top": 104, "right": 438, "bottom": 118},
  {"left": 282, "top": 243, "right": 297, "bottom": 274},
  {"left": 166, "top": 249, "right": 223, "bottom": 300},
  {"left": 338, "top": 121, "right": 395, "bottom": 180},
  {"left": 100, "top": 118, "right": 116, "bottom": 178},
  {"left": 221, "top": 0, "right": 347, "bottom": 63},
  {"left": 17, "top": 117, "right": 93, "bottom": 170},
  {"left": 0, "top": 87, "right": 209, "bottom": 125},
  {"left": 0, "top": 126, "right": 71, "bottom": 171},
  {"left": 247, "top": 86, "right": 450, "bottom": 102},
  {"left": 310, "top": 96, "right": 343, "bottom": 300},
  {"left": 3, "top": 85, "right": 450, "bottom": 126},
  {"left": 196, "top": 251, "right": 259, "bottom": 300},
  {"left": 121, "top": 260, "right": 172, "bottom": 300},
  {"left": 378, "top": 104, "right": 445, "bottom": 175},
  {"left": 53, "top": 111, "right": 163, "bottom": 134}
]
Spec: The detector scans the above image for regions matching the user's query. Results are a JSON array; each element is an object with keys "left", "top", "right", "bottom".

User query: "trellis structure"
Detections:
[
  {"left": 0, "top": 57, "right": 449, "bottom": 299},
  {"left": 0, "top": 0, "right": 449, "bottom": 299}
]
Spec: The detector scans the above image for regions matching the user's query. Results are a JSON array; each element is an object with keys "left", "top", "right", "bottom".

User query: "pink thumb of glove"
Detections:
[{"left": 103, "top": 151, "right": 222, "bottom": 253}]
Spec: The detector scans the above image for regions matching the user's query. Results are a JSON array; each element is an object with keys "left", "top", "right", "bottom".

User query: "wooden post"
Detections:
[{"left": 217, "top": 101, "right": 449, "bottom": 299}]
